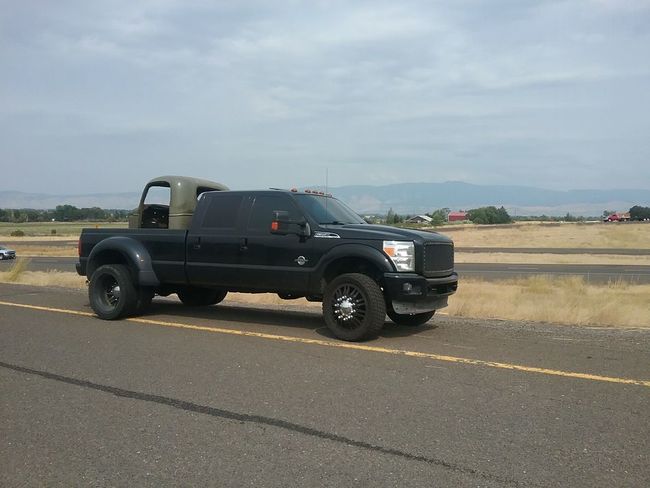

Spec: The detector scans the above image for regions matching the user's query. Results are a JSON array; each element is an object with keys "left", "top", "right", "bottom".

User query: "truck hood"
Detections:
[{"left": 319, "top": 224, "right": 453, "bottom": 244}]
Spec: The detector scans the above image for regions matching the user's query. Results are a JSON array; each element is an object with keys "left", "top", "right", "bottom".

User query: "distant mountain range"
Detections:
[
  {"left": 319, "top": 182, "right": 650, "bottom": 216},
  {"left": 1, "top": 182, "right": 649, "bottom": 217},
  {"left": 0, "top": 191, "right": 140, "bottom": 211}
]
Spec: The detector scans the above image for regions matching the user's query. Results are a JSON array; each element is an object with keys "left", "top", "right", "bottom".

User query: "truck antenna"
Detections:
[{"left": 325, "top": 168, "right": 329, "bottom": 215}]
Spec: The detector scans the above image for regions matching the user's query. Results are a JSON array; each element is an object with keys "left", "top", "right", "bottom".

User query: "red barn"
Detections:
[{"left": 448, "top": 211, "right": 468, "bottom": 222}]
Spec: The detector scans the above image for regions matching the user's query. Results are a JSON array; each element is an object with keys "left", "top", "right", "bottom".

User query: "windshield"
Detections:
[{"left": 295, "top": 194, "right": 366, "bottom": 225}]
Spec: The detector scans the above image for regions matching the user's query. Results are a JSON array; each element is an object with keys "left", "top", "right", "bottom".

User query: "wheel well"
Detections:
[
  {"left": 321, "top": 257, "right": 384, "bottom": 290},
  {"left": 88, "top": 250, "right": 132, "bottom": 278}
]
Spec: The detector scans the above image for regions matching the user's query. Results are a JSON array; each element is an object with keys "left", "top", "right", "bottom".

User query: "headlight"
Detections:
[{"left": 383, "top": 240, "right": 415, "bottom": 272}]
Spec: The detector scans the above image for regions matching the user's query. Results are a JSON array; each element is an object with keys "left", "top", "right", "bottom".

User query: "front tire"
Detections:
[
  {"left": 89, "top": 264, "right": 137, "bottom": 320},
  {"left": 177, "top": 287, "right": 227, "bottom": 306},
  {"left": 322, "top": 273, "right": 386, "bottom": 341},
  {"left": 387, "top": 305, "right": 435, "bottom": 327}
]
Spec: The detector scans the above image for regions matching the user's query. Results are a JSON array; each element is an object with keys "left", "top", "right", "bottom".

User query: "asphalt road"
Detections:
[
  {"left": 5, "top": 256, "right": 650, "bottom": 283},
  {"left": 1, "top": 283, "right": 648, "bottom": 487},
  {"left": 456, "top": 247, "right": 650, "bottom": 255},
  {"left": 455, "top": 262, "right": 650, "bottom": 283}
]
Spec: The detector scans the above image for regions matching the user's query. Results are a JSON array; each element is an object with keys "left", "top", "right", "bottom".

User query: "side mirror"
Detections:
[
  {"left": 271, "top": 211, "right": 310, "bottom": 237},
  {"left": 271, "top": 210, "right": 291, "bottom": 235}
]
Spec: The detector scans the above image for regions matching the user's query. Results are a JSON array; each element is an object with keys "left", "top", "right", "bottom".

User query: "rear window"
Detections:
[{"left": 201, "top": 194, "right": 243, "bottom": 229}]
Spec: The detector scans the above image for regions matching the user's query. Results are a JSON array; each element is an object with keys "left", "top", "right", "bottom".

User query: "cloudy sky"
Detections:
[{"left": 1, "top": 0, "right": 649, "bottom": 194}]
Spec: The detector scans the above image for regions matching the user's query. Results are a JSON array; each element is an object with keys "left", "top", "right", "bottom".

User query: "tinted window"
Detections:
[
  {"left": 247, "top": 195, "right": 300, "bottom": 232},
  {"left": 295, "top": 195, "right": 365, "bottom": 224},
  {"left": 201, "top": 194, "right": 243, "bottom": 229}
]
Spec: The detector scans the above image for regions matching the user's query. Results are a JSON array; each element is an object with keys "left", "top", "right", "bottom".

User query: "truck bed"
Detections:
[{"left": 78, "top": 228, "right": 188, "bottom": 285}]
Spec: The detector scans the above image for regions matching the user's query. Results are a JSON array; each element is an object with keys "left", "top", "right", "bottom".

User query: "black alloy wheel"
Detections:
[
  {"left": 89, "top": 264, "right": 137, "bottom": 320},
  {"left": 322, "top": 273, "right": 386, "bottom": 341}
]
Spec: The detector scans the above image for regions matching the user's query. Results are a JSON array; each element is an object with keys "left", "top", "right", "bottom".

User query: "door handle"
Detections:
[
  {"left": 240, "top": 237, "right": 248, "bottom": 251},
  {"left": 192, "top": 237, "right": 201, "bottom": 250}
]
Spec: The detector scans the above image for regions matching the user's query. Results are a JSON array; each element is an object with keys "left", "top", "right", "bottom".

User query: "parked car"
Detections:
[
  {"left": 77, "top": 175, "right": 458, "bottom": 342},
  {"left": 0, "top": 245, "right": 16, "bottom": 260}
]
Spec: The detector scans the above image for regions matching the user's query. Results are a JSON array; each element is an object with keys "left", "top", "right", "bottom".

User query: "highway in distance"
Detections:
[{"left": 1, "top": 283, "right": 649, "bottom": 487}]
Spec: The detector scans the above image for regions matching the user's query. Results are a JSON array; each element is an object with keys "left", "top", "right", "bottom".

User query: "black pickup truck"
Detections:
[{"left": 77, "top": 176, "right": 458, "bottom": 341}]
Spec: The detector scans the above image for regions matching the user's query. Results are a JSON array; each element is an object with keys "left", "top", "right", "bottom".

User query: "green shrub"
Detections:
[{"left": 10, "top": 230, "right": 25, "bottom": 237}]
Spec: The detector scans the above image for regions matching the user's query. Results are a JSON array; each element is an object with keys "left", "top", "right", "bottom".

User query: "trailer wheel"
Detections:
[
  {"left": 322, "top": 273, "right": 386, "bottom": 341},
  {"left": 89, "top": 264, "right": 137, "bottom": 320},
  {"left": 387, "top": 305, "right": 435, "bottom": 327},
  {"left": 177, "top": 287, "right": 227, "bottom": 306}
]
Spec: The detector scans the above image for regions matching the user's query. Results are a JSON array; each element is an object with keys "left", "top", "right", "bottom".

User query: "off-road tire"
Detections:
[
  {"left": 89, "top": 264, "right": 138, "bottom": 320},
  {"left": 322, "top": 273, "right": 386, "bottom": 341},
  {"left": 177, "top": 287, "right": 227, "bottom": 306},
  {"left": 387, "top": 305, "right": 435, "bottom": 327}
]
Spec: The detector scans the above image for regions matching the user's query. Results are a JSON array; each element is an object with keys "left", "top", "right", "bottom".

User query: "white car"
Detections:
[{"left": 0, "top": 245, "right": 16, "bottom": 260}]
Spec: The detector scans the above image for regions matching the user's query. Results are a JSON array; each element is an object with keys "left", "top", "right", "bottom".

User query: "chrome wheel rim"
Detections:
[{"left": 332, "top": 284, "right": 366, "bottom": 329}]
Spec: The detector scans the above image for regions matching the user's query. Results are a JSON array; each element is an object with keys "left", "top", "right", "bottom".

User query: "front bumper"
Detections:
[{"left": 383, "top": 272, "right": 458, "bottom": 314}]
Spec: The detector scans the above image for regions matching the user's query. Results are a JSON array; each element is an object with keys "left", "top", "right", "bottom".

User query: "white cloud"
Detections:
[{"left": 1, "top": 0, "right": 649, "bottom": 193}]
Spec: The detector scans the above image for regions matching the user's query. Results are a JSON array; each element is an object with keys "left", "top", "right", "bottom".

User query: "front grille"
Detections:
[{"left": 422, "top": 242, "right": 454, "bottom": 277}]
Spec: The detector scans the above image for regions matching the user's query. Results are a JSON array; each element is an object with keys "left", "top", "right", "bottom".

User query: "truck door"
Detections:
[
  {"left": 186, "top": 192, "right": 245, "bottom": 288},
  {"left": 239, "top": 194, "right": 314, "bottom": 292}
]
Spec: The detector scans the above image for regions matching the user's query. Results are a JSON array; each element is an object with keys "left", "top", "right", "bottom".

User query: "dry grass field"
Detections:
[
  {"left": 0, "top": 259, "right": 85, "bottom": 289},
  {"left": 0, "top": 221, "right": 126, "bottom": 237},
  {"left": 435, "top": 222, "right": 650, "bottom": 249},
  {"left": 448, "top": 276, "right": 650, "bottom": 328},
  {"left": 6, "top": 244, "right": 78, "bottom": 257},
  {"left": 1, "top": 261, "right": 648, "bottom": 329}
]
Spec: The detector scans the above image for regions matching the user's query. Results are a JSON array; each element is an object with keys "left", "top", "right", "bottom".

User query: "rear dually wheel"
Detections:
[{"left": 88, "top": 264, "right": 137, "bottom": 320}]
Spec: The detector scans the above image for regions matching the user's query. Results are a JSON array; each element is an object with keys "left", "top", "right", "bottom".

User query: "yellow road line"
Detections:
[
  {"left": 0, "top": 301, "right": 94, "bottom": 317},
  {"left": 1, "top": 300, "right": 649, "bottom": 388}
]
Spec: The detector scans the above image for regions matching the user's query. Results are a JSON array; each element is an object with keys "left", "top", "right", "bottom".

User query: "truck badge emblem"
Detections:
[{"left": 295, "top": 256, "right": 308, "bottom": 266}]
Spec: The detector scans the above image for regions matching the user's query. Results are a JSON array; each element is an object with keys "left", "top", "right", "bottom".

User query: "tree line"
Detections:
[
  {"left": 0, "top": 205, "right": 130, "bottom": 223},
  {"left": 378, "top": 206, "right": 513, "bottom": 225},
  {"left": 385, "top": 204, "right": 650, "bottom": 226},
  {"left": 630, "top": 205, "right": 650, "bottom": 220}
]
